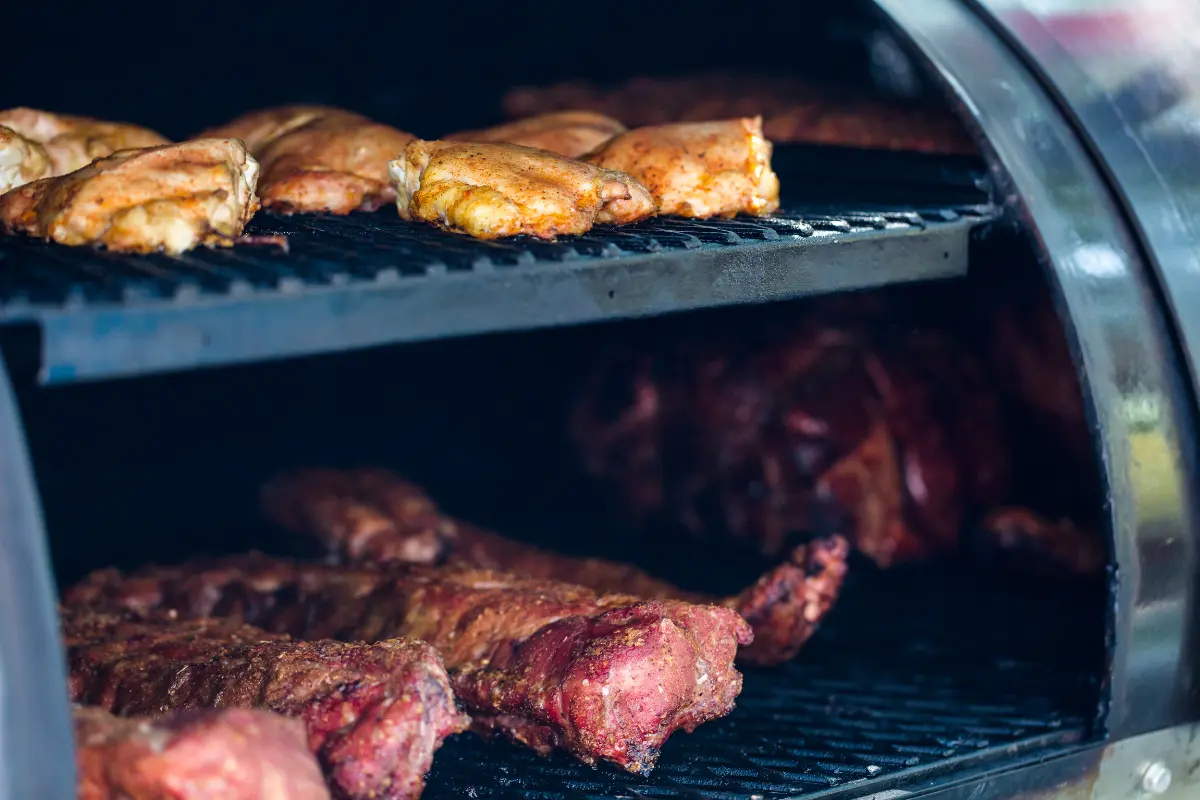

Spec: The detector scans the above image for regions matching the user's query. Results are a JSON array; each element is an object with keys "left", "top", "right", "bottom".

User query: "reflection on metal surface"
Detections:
[
  {"left": 875, "top": 0, "right": 1197, "bottom": 750},
  {"left": 968, "top": 0, "right": 1200, "bottom": 741},
  {"left": 904, "top": 721, "right": 1200, "bottom": 799},
  {"left": 974, "top": 1, "right": 1200, "bottom": 385},
  {"left": 0, "top": 357, "right": 74, "bottom": 800}
]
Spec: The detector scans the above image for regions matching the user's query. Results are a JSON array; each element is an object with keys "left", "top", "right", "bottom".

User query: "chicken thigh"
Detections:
[
  {"left": 198, "top": 106, "right": 413, "bottom": 214},
  {"left": 388, "top": 140, "right": 656, "bottom": 239},
  {"left": 582, "top": 117, "right": 780, "bottom": 218},
  {"left": 446, "top": 111, "right": 626, "bottom": 158},
  {"left": 0, "top": 139, "right": 260, "bottom": 254},
  {"left": 0, "top": 107, "right": 169, "bottom": 193}
]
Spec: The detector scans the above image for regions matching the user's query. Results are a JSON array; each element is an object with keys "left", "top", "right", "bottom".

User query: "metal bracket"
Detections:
[
  {"left": 894, "top": 720, "right": 1200, "bottom": 800},
  {"left": 0, "top": 354, "right": 75, "bottom": 799},
  {"left": 877, "top": 0, "right": 1198, "bottom": 746}
]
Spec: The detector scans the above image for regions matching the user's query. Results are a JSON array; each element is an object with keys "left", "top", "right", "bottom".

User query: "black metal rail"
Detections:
[{"left": 0, "top": 205, "right": 990, "bottom": 384}]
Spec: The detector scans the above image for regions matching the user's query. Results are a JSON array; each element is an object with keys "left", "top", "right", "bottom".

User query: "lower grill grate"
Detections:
[{"left": 422, "top": 565, "right": 1104, "bottom": 799}]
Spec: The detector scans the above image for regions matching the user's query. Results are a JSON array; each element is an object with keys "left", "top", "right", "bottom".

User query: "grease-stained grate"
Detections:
[
  {"left": 0, "top": 207, "right": 983, "bottom": 306},
  {"left": 422, "top": 567, "right": 1104, "bottom": 799}
]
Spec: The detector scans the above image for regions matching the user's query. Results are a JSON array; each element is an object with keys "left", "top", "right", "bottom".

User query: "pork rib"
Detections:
[
  {"left": 75, "top": 706, "right": 330, "bottom": 800},
  {"left": 260, "top": 467, "right": 848, "bottom": 665},
  {"left": 63, "top": 607, "right": 468, "bottom": 800},
  {"left": 68, "top": 555, "right": 752, "bottom": 774}
]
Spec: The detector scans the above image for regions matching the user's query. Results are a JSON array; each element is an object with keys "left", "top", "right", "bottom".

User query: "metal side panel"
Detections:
[
  {"left": 876, "top": 0, "right": 1198, "bottom": 753},
  {"left": 0, "top": 356, "right": 74, "bottom": 800}
]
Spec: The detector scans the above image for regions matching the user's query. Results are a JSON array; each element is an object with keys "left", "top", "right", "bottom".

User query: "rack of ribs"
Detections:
[
  {"left": 63, "top": 606, "right": 467, "bottom": 800},
  {"left": 67, "top": 555, "right": 753, "bottom": 775},
  {"left": 75, "top": 706, "right": 330, "bottom": 800},
  {"left": 259, "top": 468, "right": 848, "bottom": 666}
]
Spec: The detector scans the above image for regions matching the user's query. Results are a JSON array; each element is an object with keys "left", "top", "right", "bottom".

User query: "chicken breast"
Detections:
[
  {"left": 445, "top": 111, "right": 626, "bottom": 159},
  {"left": 199, "top": 106, "right": 414, "bottom": 214},
  {"left": 0, "top": 139, "right": 260, "bottom": 254},
  {"left": 0, "top": 126, "right": 51, "bottom": 193},
  {"left": 388, "top": 140, "right": 656, "bottom": 240},
  {"left": 194, "top": 105, "right": 333, "bottom": 152},
  {"left": 0, "top": 108, "right": 169, "bottom": 194},
  {"left": 582, "top": 117, "right": 780, "bottom": 218}
]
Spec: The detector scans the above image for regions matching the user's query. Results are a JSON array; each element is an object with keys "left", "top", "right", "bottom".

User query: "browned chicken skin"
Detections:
[
  {"left": 0, "top": 139, "right": 260, "bottom": 254},
  {"left": 199, "top": 106, "right": 414, "bottom": 214},
  {"left": 261, "top": 467, "right": 848, "bottom": 665},
  {"left": 570, "top": 298, "right": 1106, "bottom": 578},
  {"left": 582, "top": 117, "right": 780, "bottom": 218},
  {"left": 389, "top": 140, "right": 657, "bottom": 240},
  {"left": 0, "top": 107, "right": 169, "bottom": 194},
  {"left": 75, "top": 706, "right": 331, "bottom": 800},
  {"left": 446, "top": 111, "right": 627, "bottom": 158}
]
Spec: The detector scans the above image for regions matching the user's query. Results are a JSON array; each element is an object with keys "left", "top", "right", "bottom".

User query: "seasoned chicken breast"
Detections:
[
  {"left": 199, "top": 106, "right": 414, "bottom": 214},
  {"left": 0, "top": 126, "right": 51, "bottom": 193},
  {"left": 582, "top": 117, "right": 780, "bottom": 218},
  {"left": 445, "top": 111, "right": 626, "bottom": 159},
  {"left": 388, "top": 140, "right": 656, "bottom": 240},
  {"left": 194, "top": 105, "right": 332, "bottom": 152},
  {"left": 0, "top": 108, "right": 169, "bottom": 194},
  {"left": 0, "top": 139, "right": 260, "bottom": 254}
]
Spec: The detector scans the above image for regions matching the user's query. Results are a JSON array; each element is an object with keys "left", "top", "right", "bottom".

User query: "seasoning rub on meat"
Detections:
[
  {"left": 63, "top": 607, "right": 467, "bottom": 800},
  {"left": 74, "top": 705, "right": 331, "bottom": 800},
  {"left": 68, "top": 555, "right": 752, "bottom": 774},
  {"left": 260, "top": 468, "right": 848, "bottom": 665}
]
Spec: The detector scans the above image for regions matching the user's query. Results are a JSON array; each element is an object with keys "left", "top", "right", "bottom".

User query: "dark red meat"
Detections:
[
  {"left": 75, "top": 706, "right": 330, "bottom": 800},
  {"left": 63, "top": 607, "right": 467, "bottom": 800},
  {"left": 569, "top": 301, "right": 1108, "bottom": 578},
  {"left": 261, "top": 468, "right": 847, "bottom": 665},
  {"left": 67, "top": 555, "right": 753, "bottom": 775},
  {"left": 975, "top": 507, "right": 1105, "bottom": 576},
  {"left": 571, "top": 319, "right": 1011, "bottom": 568}
]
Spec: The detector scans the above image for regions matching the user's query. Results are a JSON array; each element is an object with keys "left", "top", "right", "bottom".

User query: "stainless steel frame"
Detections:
[
  {"left": 876, "top": 0, "right": 1200, "bottom": 785},
  {"left": 967, "top": 0, "right": 1200, "bottom": 739},
  {"left": 0, "top": 355, "right": 75, "bottom": 799}
]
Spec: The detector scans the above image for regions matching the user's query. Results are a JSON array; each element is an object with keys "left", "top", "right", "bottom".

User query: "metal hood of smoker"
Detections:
[
  {"left": 969, "top": 0, "right": 1200, "bottom": 740},
  {"left": 874, "top": 0, "right": 1200, "bottom": 755}
]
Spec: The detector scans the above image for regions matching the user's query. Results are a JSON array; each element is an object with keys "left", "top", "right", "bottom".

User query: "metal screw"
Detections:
[{"left": 1141, "top": 761, "right": 1172, "bottom": 795}]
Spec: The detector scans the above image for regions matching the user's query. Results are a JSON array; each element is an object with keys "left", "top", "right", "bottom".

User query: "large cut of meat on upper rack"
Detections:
[
  {"left": 0, "top": 107, "right": 169, "bottom": 194},
  {"left": 75, "top": 705, "right": 330, "bottom": 800},
  {"left": 0, "top": 139, "right": 261, "bottom": 254},
  {"left": 582, "top": 117, "right": 780, "bottom": 218},
  {"left": 67, "top": 554, "right": 752, "bottom": 775},
  {"left": 569, "top": 306, "right": 1105, "bottom": 576},
  {"left": 388, "top": 140, "right": 657, "bottom": 239},
  {"left": 445, "top": 111, "right": 627, "bottom": 158},
  {"left": 501, "top": 72, "right": 977, "bottom": 155},
  {"left": 62, "top": 606, "right": 467, "bottom": 800},
  {"left": 197, "top": 105, "right": 414, "bottom": 214},
  {"left": 260, "top": 468, "right": 848, "bottom": 665}
]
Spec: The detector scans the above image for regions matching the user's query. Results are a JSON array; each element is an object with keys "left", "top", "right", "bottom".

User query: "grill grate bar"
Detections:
[{"left": 0, "top": 197, "right": 992, "bottom": 383}]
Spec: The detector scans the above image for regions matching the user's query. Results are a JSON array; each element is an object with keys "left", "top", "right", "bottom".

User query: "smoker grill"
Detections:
[{"left": 1, "top": 0, "right": 1198, "bottom": 798}]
